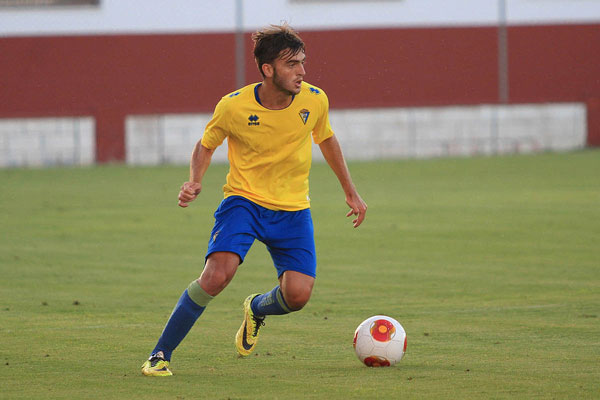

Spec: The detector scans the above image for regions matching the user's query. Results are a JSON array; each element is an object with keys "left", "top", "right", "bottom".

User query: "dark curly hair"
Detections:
[{"left": 252, "top": 23, "right": 305, "bottom": 78}]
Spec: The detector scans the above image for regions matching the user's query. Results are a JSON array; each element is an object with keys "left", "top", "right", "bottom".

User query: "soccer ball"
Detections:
[{"left": 353, "top": 315, "right": 407, "bottom": 367}]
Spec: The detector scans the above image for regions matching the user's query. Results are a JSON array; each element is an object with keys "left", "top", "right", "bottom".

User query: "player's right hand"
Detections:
[{"left": 178, "top": 181, "right": 202, "bottom": 208}]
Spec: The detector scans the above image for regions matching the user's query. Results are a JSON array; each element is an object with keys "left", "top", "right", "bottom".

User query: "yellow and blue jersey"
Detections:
[{"left": 201, "top": 81, "right": 334, "bottom": 211}]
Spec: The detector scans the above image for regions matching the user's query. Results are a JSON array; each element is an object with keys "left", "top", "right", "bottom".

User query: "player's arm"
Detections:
[
  {"left": 178, "top": 141, "right": 215, "bottom": 208},
  {"left": 318, "top": 135, "right": 367, "bottom": 228}
]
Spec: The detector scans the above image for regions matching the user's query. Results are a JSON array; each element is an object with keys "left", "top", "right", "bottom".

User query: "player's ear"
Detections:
[{"left": 262, "top": 63, "right": 274, "bottom": 78}]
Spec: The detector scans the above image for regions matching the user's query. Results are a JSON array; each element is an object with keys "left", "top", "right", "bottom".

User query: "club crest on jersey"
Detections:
[
  {"left": 299, "top": 109, "right": 310, "bottom": 125},
  {"left": 248, "top": 114, "right": 260, "bottom": 126}
]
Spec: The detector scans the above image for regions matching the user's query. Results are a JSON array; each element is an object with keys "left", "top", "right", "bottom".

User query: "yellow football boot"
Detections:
[
  {"left": 141, "top": 351, "right": 173, "bottom": 376},
  {"left": 235, "top": 294, "right": 266, "bottom": 356}
]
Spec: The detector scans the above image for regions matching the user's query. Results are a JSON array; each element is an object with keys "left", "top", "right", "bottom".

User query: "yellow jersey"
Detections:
[{"left": 201, "top": 82, "right": 334, "bottom": 211}]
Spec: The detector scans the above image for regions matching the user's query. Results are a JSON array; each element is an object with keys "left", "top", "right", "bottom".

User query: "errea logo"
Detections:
[
  {"left": 309, "top": 87, "right": 320, "bottom": 94},
  {"left": 248, "top": 114, "right": 260, "bottom": 126}
]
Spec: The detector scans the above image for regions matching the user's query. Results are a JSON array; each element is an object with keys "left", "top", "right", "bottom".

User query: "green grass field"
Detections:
[{"left": 1, "top": 150, "right": 599, "bottom": 399}]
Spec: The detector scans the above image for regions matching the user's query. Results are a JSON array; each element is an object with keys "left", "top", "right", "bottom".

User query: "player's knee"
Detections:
[
  {"left": 207, "top": 268, "right": 232, "bottom": 288},
  {"left": 199, "top": 271, "right": 229, "bottom": 296},
  {"left": 199, "top": 253, "right": 239, "bottom": 296},
  {"left": 284, "top": 287, "right": 312, "bottom": 311}
]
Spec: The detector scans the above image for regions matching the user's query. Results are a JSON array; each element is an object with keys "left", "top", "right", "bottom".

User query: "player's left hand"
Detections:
[{"left": 345, "top": 192, "right": 367, "bottom": 228}]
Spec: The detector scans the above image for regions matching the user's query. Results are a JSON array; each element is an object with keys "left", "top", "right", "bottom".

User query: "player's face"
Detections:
[{"left": 272, "top": 50, "right": 306, "bottom": 96}]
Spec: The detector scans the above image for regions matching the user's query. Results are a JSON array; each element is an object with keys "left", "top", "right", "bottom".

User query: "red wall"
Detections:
[
  {"left": 508, "top": 24, "right": 600, "bottom": 103},
  {"left": 1, "top": 24, "right": 599, "bottom": 162},
  {"left": 295, "top": 27, "right": 500, "bottom": 108},
  {"left": 0, "top": 34, "right": 235, "bottom": 161}
]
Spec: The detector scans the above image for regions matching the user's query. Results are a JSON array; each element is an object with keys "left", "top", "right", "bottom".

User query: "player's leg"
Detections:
[
  {"left": 236, "top": 207, "right": 316, "bottom": 356},
  {"left": 144, "top": 196, "right": 256, "bottom": 375},
  {"left": 253, "top": 206, "right": 316, "bottom": 315},
  {"left": 237, "top": 271, "right": 315, "bottom": 357},
  {"left": 236, "top": 271, "right": 312, "bottom": 356},
  {"left": 150, "top": 252, "right": 239, "bottom": 359},
  {"left": 142, "top": 252, "right": 239, "bottom": 376}
]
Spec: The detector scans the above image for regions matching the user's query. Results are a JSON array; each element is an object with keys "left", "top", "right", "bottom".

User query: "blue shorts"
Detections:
[{"left": 206, "top": 196, "right": 317, "bottom": 278}]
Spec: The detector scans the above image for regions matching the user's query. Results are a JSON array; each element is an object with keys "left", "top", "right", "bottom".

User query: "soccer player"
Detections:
[{"left": 142, "top": 23, "right": 367, "bottom": 376}]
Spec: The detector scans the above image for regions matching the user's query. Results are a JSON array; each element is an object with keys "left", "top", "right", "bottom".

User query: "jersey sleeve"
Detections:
[
  {"left": 201, "top": 98, "right": 230, "bottom": 150},
  {"left": 311, "top": 90, "right": 335, "bottom": 144}
]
